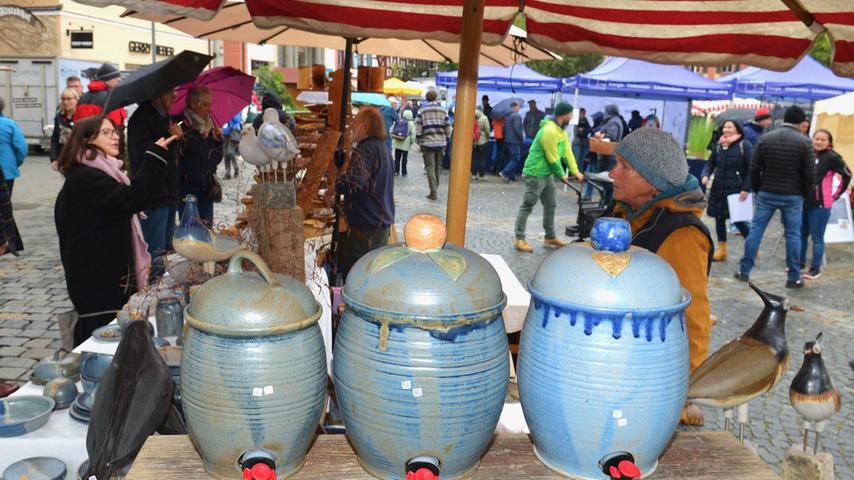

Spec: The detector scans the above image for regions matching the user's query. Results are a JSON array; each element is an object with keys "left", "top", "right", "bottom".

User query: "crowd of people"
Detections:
[{"left": 1, "top": 61, "right": 851, "bottom": 363}]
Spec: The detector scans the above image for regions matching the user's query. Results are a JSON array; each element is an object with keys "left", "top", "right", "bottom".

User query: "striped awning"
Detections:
[{"left": 76, "top": 0, "right": 854, "bottom": 77}]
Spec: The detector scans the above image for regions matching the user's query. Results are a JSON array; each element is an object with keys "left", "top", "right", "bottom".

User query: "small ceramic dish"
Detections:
[
  {"left": 80, "top": 353, "right": 113, "bottom": 393},
  {"left": 91, "top": 324, "right": 122, "bottom": 342},
  {"left": 75, "top": 391, "right": 94, "bottom": 413},
  {"left": 2, "top": 456, "right": 67, "bottom": 480},
  {"left": 0, "top": 396, "right": 55, "bottom": 437},
  {"left": 68, "top": 404, "right": 89, "bottom": 424}
]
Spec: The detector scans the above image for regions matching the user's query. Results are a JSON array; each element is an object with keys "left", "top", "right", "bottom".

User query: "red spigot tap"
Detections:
[
  {"left": 600, "top": 452, "right": 641, "bottom": 480},
  {"left": 242, "top": 463, "right": 275, "bottom": 480},
  {"left": 406, "top": 468, "right": 439, "bottom": 480}
]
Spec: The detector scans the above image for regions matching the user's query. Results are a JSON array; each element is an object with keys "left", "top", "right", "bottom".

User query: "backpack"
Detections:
[
  {"left": 473, "top": 121, "right": 481, "bottom": 142},
  {"left": 392, "top": 119, "right": 410, "bottom": 140}
]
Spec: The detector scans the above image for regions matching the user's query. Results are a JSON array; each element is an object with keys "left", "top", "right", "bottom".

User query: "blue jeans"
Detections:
[
  {"left": 500, "top": 143, "right": 523, "bottom": 180},
  {"left": 800, "top": 207, "right": 832, "bottom": 269},
  {"left": 141, "top": 205, "right": 177, "bottom": 281},
  {"left": 180, "top": 194, "right": 214, "bottom": 225},
  {"left": 739, "top": 192, "right": 804, "bottom": 281}
]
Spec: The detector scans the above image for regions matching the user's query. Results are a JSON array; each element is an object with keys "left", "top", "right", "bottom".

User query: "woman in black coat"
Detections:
[
  {"left": 55, "top": 115, "right": 175, "bottom": 345},
  {"left": 49, "top": 88, "right": 78, "bottom": 168},
  {"left": 701, "top": 119, "right": 753, "bottom": 262},
  {"left": 178, "top": 85, "right": 223, "bottom": 225}
]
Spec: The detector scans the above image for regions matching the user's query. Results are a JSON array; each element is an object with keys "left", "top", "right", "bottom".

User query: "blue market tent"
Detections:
[
  {"left": 563, "top": 57, "right": 733, "bottom": 143},
  {"left": 436, "top": 64, "right": 562, "bottom": 93},
  {"left": 717, "top": 56, "right": 854, "bottom": 100},
  {"left": 563, "top": 57, "right": 733, "bottom": 100}
]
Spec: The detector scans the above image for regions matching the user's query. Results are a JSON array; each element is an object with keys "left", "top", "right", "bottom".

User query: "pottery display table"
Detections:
[{"left": 127, "top": 432, "right": 778, "bottom": 479}]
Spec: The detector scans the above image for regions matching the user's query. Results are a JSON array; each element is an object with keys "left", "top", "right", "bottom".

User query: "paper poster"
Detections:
[
  {"left": 727, "top": 193, "right": 753, "bottom": 223},
  {"left": 825, "top": 192, "right": 854, "bottom": 244}
]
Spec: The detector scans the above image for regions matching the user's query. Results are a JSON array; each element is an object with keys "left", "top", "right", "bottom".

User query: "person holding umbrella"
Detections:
[
  {"left": 178, "top": 86, "right": 223, "bottom": 224},
  {"left": 127, "top": 88, "right": 184, "bottom": 280}
]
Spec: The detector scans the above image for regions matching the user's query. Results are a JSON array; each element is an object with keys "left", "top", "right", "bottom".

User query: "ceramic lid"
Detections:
[
  {"left": 530, "top": 217, "right": 686, "bottom": 310},
  {"left": 343, "top": 215, "right": 506, "bottom": 325},
  {"left": 186, "top": 251, "right": 321, "bottom": 337},
  {"left": 3, "top": 457, "right": 67, "bottom": 480}
]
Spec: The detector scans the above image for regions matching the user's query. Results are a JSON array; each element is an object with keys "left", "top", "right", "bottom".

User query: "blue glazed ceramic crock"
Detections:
[
  {"left": 334, "top": 215, "right": 509, "bottom": 480},
  {"left": 517, "top": 217, "right": 690, "bottom": 480},
  {"left": 182, "top": 251, "right": 326, "bottom": 479}
]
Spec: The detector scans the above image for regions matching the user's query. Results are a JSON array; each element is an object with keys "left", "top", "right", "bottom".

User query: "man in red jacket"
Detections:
[{"left": 74, "top": 63, "right": 126, "bottom": 126}]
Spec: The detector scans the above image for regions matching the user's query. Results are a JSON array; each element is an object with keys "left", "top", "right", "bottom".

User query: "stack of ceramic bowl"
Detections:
[
  {"left": 2, "top": 456, "right": 67, "bottom": 480},
  {"left": 69, "top": 353, "right": 113, "bottom": 424}
]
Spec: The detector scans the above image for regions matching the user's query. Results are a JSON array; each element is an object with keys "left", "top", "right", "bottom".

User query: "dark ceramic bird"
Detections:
[
  {"left": 688, "top": 282, "right": 789, "bottom": 441},
  {"left": 789, "top": 332, "right": 841, "bottom": 454}
]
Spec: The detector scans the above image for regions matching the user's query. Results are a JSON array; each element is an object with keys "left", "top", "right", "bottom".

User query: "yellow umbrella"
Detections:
[{"left": 383, "top": 78, "right": 422, "bottom": 97}]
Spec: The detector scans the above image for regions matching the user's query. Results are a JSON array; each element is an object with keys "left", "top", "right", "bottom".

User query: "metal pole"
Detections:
[
  {"left": 339, "top": 38, "right": 354, "bottom": 137},
  {"left": 151, "top": 21, "right": 157, "bottom": 63},
  {"left": 445, "top": 0, "right": 485, "bottom": 246}
]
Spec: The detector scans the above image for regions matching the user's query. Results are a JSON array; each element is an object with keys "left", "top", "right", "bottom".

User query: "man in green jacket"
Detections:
[{"left": 514, "top": 102, "right": 584, "bottom": 252}]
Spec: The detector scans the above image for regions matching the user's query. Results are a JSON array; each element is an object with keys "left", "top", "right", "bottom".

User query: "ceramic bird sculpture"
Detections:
[
  {"left": 257, "top": 107, "right": 298, "bottom": 165},
  {"left": 238, "top": 125, "right": 272, "bottom": 167},
  {"left": 789, "top": 332, "right": 841, "bottom": 454},
  {"left": 688, "top": 282, "right": 789, "bottom": 441}
]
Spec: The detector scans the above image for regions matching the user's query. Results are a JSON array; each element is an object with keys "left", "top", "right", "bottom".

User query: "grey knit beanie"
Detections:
[{"left": 614, "top": 128, "right": 688, "bottom": 193}]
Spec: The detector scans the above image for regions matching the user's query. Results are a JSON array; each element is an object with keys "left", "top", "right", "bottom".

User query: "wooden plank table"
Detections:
[{"left": 127, "top": 432, "right": 778, "bottom": 479}]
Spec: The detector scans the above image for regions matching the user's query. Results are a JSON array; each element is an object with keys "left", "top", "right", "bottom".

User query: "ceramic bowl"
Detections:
[
  {"left": 0, "top": 396, "right": 55, "bottom": 437},
  {"left": 43, "top": 377, "right": 78, "bottom": 410},
  {"left": 31, "top": 351, "right": 81, "bottom": 385},
  {"left": 2, "top": 456, "right": 67, "bottom": 480},
  {"left": 80, "top": 353, "right": 113, "bottom": 393}
]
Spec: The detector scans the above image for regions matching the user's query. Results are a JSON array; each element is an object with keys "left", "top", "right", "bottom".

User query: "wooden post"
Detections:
[{"left": 445, "top": 0, "right": 484, "bottom": 247}]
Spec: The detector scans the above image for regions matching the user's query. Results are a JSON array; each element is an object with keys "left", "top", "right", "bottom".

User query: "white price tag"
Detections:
[
  {"left": 617, "top": 418, "right": 628, "bottom": 427},
  {"left": 401, "top": 380, "right": 412, "bottom": 390},
  {"left": 412, "top": 387, "right": 423, "bottom": 398}
]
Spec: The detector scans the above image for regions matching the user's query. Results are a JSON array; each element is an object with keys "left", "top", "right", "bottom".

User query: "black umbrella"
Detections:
[
  {"left": 714, "top": 108, "right": 757, "bottom": 126},
  {"left": 490, "top": 97, "right": 525, "bottom": 120},
  {"left": 103, "top": 50, "right": 213, "bottom": 112}
]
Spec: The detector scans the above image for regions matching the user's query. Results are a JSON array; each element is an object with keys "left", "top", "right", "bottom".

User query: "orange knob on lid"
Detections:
[{"left": 404, "top": 214, "right": 447, "bottom": 252}]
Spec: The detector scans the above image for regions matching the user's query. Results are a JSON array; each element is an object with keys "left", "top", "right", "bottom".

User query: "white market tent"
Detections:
[{"left": 812, "top": 91, "right": 854, "bottom": 170}]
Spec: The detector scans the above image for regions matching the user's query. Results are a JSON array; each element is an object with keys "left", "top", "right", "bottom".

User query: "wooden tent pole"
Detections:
[{"left": 445, "top": 0, "right": 485, "bottom": 246}]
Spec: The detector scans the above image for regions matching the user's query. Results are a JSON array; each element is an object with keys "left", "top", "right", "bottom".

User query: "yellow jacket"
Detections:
[{"left": 614, "top": 192, "right": 712, "bottom": 372}]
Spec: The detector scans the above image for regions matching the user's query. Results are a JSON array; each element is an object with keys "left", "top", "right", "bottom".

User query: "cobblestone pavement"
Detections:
[{"left": 3, "top": 152, "right": 851, "bottom": 476}]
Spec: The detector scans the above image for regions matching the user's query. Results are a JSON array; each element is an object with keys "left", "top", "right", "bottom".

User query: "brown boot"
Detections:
[
  {"left": 713, "top": 241, "right": 727, "bottom": 262},
  {"left": 515, "top": 239, "right": 534, "bottom": 252},
  {"left": 543, "top": 237, "right": 569, "bottom": 248}
]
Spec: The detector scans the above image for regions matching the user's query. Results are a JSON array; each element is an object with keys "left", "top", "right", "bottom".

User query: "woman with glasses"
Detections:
[
  {"left": 55, "top": 115, "right": 177, "bottom": 345},
  {"left": 178, "top": 85, "right": 223, "bottom": 224},
  {"left": 50, "top": 87, "right": 79, "bottom": 169}
]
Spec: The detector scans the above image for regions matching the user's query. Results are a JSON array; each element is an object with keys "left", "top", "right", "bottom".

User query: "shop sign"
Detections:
[
  {"left": 70, "top": 31, "right": 93, "bottom": 49},
  {"left": 11, "top": 96, "right": 41, "bottom": 109},
  {"left": 128, "top": 41, "right": 174, "bottom": 57}
]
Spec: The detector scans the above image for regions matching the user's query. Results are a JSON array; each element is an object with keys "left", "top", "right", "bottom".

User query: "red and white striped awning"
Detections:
[
  {"left": 690, "top": 98, "right": 772, "bottom": 116},
  {"left": 802, "top": 0, "right": 854, "bottom": 77},
  {"left": 76, "top": 0, "right": 854, "bottom": 77}
]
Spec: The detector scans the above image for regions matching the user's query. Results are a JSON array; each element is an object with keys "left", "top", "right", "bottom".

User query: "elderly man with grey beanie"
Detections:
[{"left": 608, "top": 127, "right": 713, "bottom": 426}]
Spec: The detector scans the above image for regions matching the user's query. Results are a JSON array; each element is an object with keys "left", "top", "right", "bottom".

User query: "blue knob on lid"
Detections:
[{"left": 590, "top": 218, "right": 631, "bottom": 253}]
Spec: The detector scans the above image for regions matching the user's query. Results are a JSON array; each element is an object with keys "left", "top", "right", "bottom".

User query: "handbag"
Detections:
[{"left": 208, "top": 172, "right": 223, "bottom": 203}]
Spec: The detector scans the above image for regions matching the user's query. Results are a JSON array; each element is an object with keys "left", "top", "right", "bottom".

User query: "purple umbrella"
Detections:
[{"left": 170, "top": 66, "right": 255, "bottom": 126}]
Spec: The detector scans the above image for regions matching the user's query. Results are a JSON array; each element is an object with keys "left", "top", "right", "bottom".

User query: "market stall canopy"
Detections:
[
  {"left": 564, "top": 57, "right": 733, "bottom": 100},
  {"left": 85, "top": 0, "right": 854, "bottom": 75},
  {"left": 716, "top": 55, "right": 854, "bottom": 100},
  {"left": 436, "top": 64, "right": 562, "bottom": 92},
  {"left": 121, "top": 3, "right": 554, "bottom": 67},
  {"left": 384, "top": 78, "right": 423, "bottom": 97},
  {"left": 811, "top": 91, "right": 854, "bottom": 167}
]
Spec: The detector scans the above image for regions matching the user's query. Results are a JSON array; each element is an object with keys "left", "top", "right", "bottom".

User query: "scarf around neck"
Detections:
[
  {"left": 79, "top": 151, "right": 151, "bottom": 291},
  {"left": 184, "top": 108, "right": 214, "bottom": 137},
  {"left": 718, "top": 133, "right": 742, "bottom": 149}
]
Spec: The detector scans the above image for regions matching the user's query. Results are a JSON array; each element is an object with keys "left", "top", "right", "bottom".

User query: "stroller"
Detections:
[{"left": 562, "top": 172, "right": 612, "bottom": 242}]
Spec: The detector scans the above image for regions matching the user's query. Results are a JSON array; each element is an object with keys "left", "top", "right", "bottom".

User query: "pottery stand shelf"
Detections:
[
  {"left": 125, "top": 432, "right": 778, "bottom": 480},
  {"left": 248, "top": 182, "right": 306, "bottom": 281}
]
